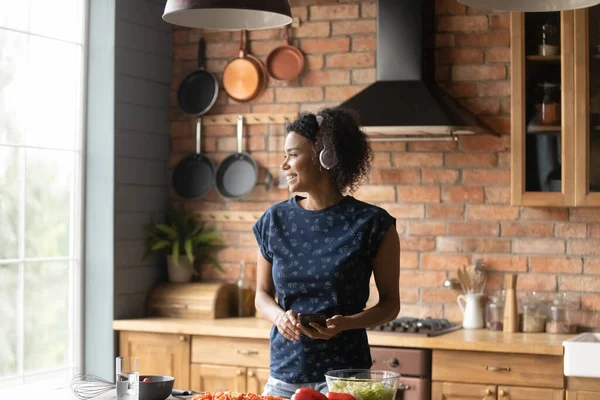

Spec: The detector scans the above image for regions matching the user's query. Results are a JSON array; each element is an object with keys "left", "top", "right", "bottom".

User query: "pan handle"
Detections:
[
  {"left": 196, "top": 117, "right": 202, "bottom": 155},
  {"left": 239, "top": 30, "right": 247, "bottom": 58},
  {"left": 198, "top": 38, "right": 207, "bottom": 70},
  {"left": 237, "top": 115, "right": 244, "bottom": 153}
]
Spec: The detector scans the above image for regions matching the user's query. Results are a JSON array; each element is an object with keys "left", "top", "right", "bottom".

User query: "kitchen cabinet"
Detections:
[
  {"left": 566, "top": 377, "right": 600, "bottom": 400},
  {"left": 119, "top": 331, "right": 190, "bottom": 389},
  {"left": 189, "top": 365, "right": 270, "bottom": 394},
  {"left": 511, "top": 6, "right": 600, "bottom": 207},
  {"left": 432, "top": 350, "right": 564, "bottom": 400}
]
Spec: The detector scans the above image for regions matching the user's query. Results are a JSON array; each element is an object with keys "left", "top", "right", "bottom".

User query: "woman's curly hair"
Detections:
[{"left": 286, "top": 107, "right": 373, "bottom": 194}]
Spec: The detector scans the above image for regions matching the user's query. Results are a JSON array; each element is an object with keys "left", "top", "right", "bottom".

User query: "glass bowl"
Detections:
[{"left": 324, "top": 369, "right": 400, "bottom": 400}]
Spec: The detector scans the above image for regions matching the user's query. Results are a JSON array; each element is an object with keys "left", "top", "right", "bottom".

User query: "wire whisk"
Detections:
[{"left": 71, "top": 374, "right": 116, "bottom": 400}]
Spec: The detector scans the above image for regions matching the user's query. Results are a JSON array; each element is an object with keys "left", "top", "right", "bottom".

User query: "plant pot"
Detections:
[{"left": 167, "top": 255, "right": 194, "bottom": 283}]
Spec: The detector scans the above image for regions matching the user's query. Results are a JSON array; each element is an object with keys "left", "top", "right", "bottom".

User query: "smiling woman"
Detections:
[{"left": 252, "top": 108, "right": 401, "bottom": 399}]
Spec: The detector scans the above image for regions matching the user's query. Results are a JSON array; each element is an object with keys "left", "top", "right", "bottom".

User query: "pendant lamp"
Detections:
[
  {"left": 458, "top": 0, "right": 600, "bottom": 11},
  {"left": 163, "top": 0, "right": 293, "bottom": 31}
]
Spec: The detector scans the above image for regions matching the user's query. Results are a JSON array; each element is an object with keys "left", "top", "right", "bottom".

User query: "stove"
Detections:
[{"left": 370, "top": 317, "right": 461, "bottom": 337}]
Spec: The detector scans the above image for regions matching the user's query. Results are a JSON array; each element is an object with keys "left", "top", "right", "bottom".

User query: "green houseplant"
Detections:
[{"left": 144, "top": 207, "right": 225, "bottom": 283}]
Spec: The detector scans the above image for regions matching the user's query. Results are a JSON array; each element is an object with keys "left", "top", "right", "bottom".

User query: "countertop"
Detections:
[{"left": 113, "top": 317, "right": 573, "bottom": 356}]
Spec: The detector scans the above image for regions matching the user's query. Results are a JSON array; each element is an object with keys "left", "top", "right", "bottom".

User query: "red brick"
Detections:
[
  {"left": 462, "top": 97, "right": 501, "bottom": 115},
  {"left": 354, "top": 185, "right": 396, "bottom": 202},
  {"left": 485, "top": 187, "right": 510, "bottom": 204},
  {"left": 352, "top": 69, "right": 376, "bottom": 84},
  {"left": 442, "top": 187, "right": 485, "bottom": 203},
  {"left": 514, "top": 239, "right": 566, "bottom": 255},
  {"left": 292, "top": 6, "right": 308, "bottom": 22},
  {"left": 590, "top": 224, "right": 600, "bottom": 238},
  {"left": 370, "top": 169, "right": 421, "bottom": 184},
  {"left": 438, "top": 16, "right": 489, "bottom": 32},
  {"left": 325, "top": 85, "right": 365, "bottom": 101},
  {"left": 252, "top": 104, "right": 300, "bottom": 114},
  {"left": 397, "top": 186, "right": 440, "bottom": 203},
  {"left": 436, "top": 237, "right": 460, "bottom": 252},
  {"left": 422, "top": 169, "right": 459, "bottom": 184},
  {"left": 467, "top": 205, "right": 518, "bottom": 220},
  {"left": 560, "top": 276, "right": 600, "bottom": 292},
  {"left": 435, "top": 33, "right": 456, "bottom": 48},
  {"left": 517, "top": 274, "right": 557, "bottom": 292},
  {"left": 427, "top": 204, "right": 465, "bottom": 219},
  {"left": 394, "top": 153, "right": 444, "bottom": 167},
  {"left": 174, "top": 44, "right": 196, "bottom": 60},
  {"left": 382, "top": 204, "right": 425, "bottom": 219},
  {"left": 408, "top": 141, "right": 458, "bottom": 152},
  {"left": 490, "top": 14, "right": 510, "bottom": 29},
  {"left": 435, "top": 0, "right": 467, "bottom": 15},
  {"left": 326, "top": 53, "right": 375, "bottom": 68},
  {"left": 568, "top": 240, "right": 600, "bottom": 256},
  {"left": 570, "top": 208, "right": 600, "bottom": 222},
  {"left": 301, "top": 70, "right": 350, "bottom": 86},
  {"left": 247, "top": 29, "right": 280, "bottom": 41},
  {"left": 422, "top": 253, "right": 471, "bottom": 270},
  {"left": 497, "top": 152, "right": 510, "bottom": 167},
  {"left": 436, "top": 48, "right": 484, "bottom": 65},
  {"left": 170, "top": 121, "right": 190, "bottom": 138},
  {"left": 352, "top": 36, "right": 377, "bottom": 52},
  {"left": 400, "top": 270, "right": 447, "bottom": 287},
  {"left": 530, "top": 257, "right": 583, "bottom": 274},
  {"left": 399, "top": 289, "right": 420, "bottom": 303},
  {"left": 408, "top": 221, "right": 446, "bottom": 236},
  {"left": 400, "top": 237, "right": 436, "bottom": 252},
  {"left": 486, "top": 47, "right": 510, "bottom": 63},
  {"left": 460, "top": 238, "right": 510, "bottom": 253},
  {"left": 448, "top": 221, "right": 499, "bottom": 236},
  {"left": 456, "top": 31, "right": 510, "bottom": 47},
  {"left": 300, "top": 38, "right": 350, "bottom": 53},
  {"left": 400, "top": 252, "right": 419, "bottom": 269},
  {"left": 422, "top": 289, "right": 458, "bottom": 304},
  {"left": 218, "top": 246, "right": 262, "bottom": 263},
  {"left": 582, "top": 295, "right": 600, "bottom": 312},
  {"left": 305, "top": 54, "right": 324, "bottom": 70},
  {"left": 192, "top": 30, "right": 231, "bottom": 42},
  {"left": 399, "top": 304, "right": 444, "bottom": 319},
  {"left": 310, "top": 4, "right": 359, "bottom": 20},
  {"left": 481, "top": 116, "right": 511, "bottom": 135},
  {"left": 445, "top": 153, "right": 497, "bottom": 167},
  {"left": 173, "top": 30, "right": 187, "bottom": 44},
  {"left": 444, "top": 82, "right": 478, "bottom": 98},
  {"left": 361, "top": 3, "right": 376, "bottom": 18},
  {"left": 276, "top": 87, "right": 323, "bottom": 103},
  {"left": 482, "top": 256, "right": 527, "bottom": 272},
  {"left": 555, "top": 223, "right": 587, "bottom": 238},
  {"left": 372, "top": 152, "right": 392, "bottom": 167},
  {"left": 501, "top": 222, "right": 554, "bottom": 238},
  {"left": 332, "top": 20, "right": 376, "bottom": 35},
  {"left": 500, "top": 97, "right": 511, "bottom": 114},
  {"left": 452, "top": 65, "right": 506, "bottom": 81},
  {"left": 294, "top": 22, "right": 330, "bottom": 38},
  {"left": 522, "top": 208, "right": 569, "bottom": 221},
  {"left": 462, "top": 170, "right": 510, "bottom": 185},
  {"left": 205, "top": 42, "right": 241, "bottom": 58},
  {"left": 479, "top": 81, "right": 511, "bottom": 96},
  {"left": 436, "top": 66, "right": 451, "bottom": 82}
]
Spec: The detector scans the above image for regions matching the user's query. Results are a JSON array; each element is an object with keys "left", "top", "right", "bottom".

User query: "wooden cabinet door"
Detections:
[
  {"left": 190, "top": 364, "right": 246, "bottom": 393},
  {"left": 497, "top": 386, "right": 564, "bottom": 400},
  {"left": 432, "top": 382, "right": 496, "bottom": 400},
  {"left": 246, "top": 367, "right": 270, "bottom": 395},
  {"left": 119, "top": 331, "right": 190, "bottom": 389},
  {"left": 567, "top": 391, "right": 600, "bottom": 400}
]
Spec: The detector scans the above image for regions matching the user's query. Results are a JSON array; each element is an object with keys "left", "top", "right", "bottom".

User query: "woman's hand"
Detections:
[
  {"left": 296, "top": 315, "right": 348, "bottom": 340},
  {"left": 275, "top": 310, "right": 301, "bottom": 341}
]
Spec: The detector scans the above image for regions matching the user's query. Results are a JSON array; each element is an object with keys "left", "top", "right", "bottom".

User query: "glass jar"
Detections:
[
  {"left": 536, "top": 82, "right": 561, "bottom": 126},
  {"left": 520, "top": 292, "right": 546, "bottom": 333},
  {"left": 546, "top": 293, "right": 578, "bottom": 334},
  {"left": 486, "top": 290, "right": 505, "bottom": 331},
  {"left": 538, "top": 18, "right": 560, "bottom": 56}
]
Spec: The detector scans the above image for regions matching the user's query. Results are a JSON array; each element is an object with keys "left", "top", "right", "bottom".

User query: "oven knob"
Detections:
[{"left": 387, "top": 358, "right": 399, "bottom": 368}]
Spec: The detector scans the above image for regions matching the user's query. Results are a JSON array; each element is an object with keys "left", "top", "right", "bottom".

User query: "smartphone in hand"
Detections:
[{"left": 298, "top": 313, "right": 327, "bottom": 328}]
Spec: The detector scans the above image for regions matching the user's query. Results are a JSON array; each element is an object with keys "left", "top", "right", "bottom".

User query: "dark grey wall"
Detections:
[
  {"left": 113, "top": 0, "right": 171, "bottom": 320},
  {"left": 85, "top": 0, "right": 171, "bottom": 380}
]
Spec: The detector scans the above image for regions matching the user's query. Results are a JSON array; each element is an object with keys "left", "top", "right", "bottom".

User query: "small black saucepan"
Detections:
[{"left": 215, "top": 115, "right": 258, "bottom": 199}]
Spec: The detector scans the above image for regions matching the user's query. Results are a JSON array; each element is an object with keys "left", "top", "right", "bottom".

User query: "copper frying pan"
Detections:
[
  {"left": 266, "top": 25, "right": 305, "bottom": 81},
  {"left": 223, "top": 30, "right": 267, "bottom": 102}
]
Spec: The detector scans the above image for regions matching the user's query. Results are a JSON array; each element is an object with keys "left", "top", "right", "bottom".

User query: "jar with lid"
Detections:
[
  {"left": 520, "top": 292, "right": 546, "bottom": 333},
  {"left": 546, "top": 292, "right": 578, "bottom": 334},
  {"left": 486, "top": 290, "right": 505, "bottom": 331},
  {"left": 536, "top": 82, "right": 561, "bottom": 126},
  {"left": 538, "top": 18, "right": 560, "bottom": 56}
]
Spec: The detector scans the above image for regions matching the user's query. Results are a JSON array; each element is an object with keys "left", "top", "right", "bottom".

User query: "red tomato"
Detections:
[
  {"left": 142, "top": 377, "right": 151, "bottom": 382},
  {"left": 293, "top": 388, "right": 328, "bottom": 400},
  {"left": 326, "top": 393, "right": 355, "bottom": 400}
]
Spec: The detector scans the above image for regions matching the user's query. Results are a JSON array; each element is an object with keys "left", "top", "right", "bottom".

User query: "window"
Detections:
[{"left": 0, "top": 0, "right": 86, "bottom": 390}]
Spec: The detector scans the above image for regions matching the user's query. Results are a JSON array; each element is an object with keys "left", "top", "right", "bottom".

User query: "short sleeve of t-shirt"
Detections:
[
  {"left": 252, "top": 209, "right": 273, "bottom": 263},
  {"left": 368, "top": 209, "right": 396, "bottom": 259}
]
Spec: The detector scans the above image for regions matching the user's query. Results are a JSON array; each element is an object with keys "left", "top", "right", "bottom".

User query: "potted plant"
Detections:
[{"left": 144, "top": 207, "right": 225, "bottom": 283}]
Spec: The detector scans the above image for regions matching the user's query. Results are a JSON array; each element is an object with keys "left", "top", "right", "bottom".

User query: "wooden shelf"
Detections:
[
  {"left": 527, "top": 123, "right": 562, "bottom": 134},
  {"left": 526, "top": 55, "right": 561, "bottom": 62},
  {"left": 193, "top": 211, "right": 261, "bottom": 222},
  {"left": 202, "top": 113, "right": 298, "bottom": 126}
]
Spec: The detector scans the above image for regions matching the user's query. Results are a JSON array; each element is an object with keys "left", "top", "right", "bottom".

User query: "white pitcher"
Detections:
[{"left": 457, "top": 293, "right": 484, "bottom": 329}]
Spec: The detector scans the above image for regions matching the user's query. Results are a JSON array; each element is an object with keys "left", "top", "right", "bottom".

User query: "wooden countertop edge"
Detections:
[{"left": 113, "top": 318, "right": 573, "bottom": 356}]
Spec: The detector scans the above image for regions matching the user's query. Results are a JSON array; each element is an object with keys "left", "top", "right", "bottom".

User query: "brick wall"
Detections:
[{"left": 168, "top": 0, "right": 600, "bottom": 329}]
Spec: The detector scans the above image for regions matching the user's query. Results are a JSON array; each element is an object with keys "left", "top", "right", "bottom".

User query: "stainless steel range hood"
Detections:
[{"left": 339, "top": 0, "right": 499, "bottom": 138}]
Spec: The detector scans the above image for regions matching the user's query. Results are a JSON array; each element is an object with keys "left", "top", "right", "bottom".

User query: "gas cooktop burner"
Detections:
[{"left": 370, "top": 317, "right": 461, "bottom": 337}]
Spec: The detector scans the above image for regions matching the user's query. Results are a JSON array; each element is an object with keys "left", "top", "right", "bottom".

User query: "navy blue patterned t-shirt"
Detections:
[{"left": 252, "top": 195, "right": 396, "bottom": 384}]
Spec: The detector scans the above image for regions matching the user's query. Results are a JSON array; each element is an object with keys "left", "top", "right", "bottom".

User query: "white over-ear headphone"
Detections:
[{"left": 316, "top": 115, "right": 337, "bottom": 170}]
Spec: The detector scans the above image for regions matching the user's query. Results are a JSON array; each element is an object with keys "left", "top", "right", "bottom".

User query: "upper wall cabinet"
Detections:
[{"left": 511, "top": 7, "right": 600, "bottom": 207}]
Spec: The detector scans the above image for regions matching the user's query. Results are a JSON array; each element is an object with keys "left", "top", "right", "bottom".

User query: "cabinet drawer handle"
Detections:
[
  {"left": 485, "top": 366, "right": 511, "bottom": 372},
  {"left": 236, "top": 369, "right": 243, "bottom": 376},
  {"left": 485, "top": 389, "right": 493, "bottom": 396},
  {"left": 248, "top": 371, "right": 255, "bottom": 378},
  {"left": 237, "top": 349, "right": 259, "bottom": 356},
  {"left": 499, "top": 389, "right": 507, "bottom": 397}
]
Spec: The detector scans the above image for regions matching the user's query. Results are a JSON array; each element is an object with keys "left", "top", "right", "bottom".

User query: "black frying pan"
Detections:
[
  {"left": 172, "top": 117, "right": 215, "bottom": 200},
  {"left": 177, "top": 37, "right": 218, "bottom": 115},
  {"left": 215, "top": 115, "right": 258, "bottom": 199}
]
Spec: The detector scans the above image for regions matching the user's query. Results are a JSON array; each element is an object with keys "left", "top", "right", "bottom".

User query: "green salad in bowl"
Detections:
[{"left": 324, "top": 369, "right": 400, "bottom": 400}]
